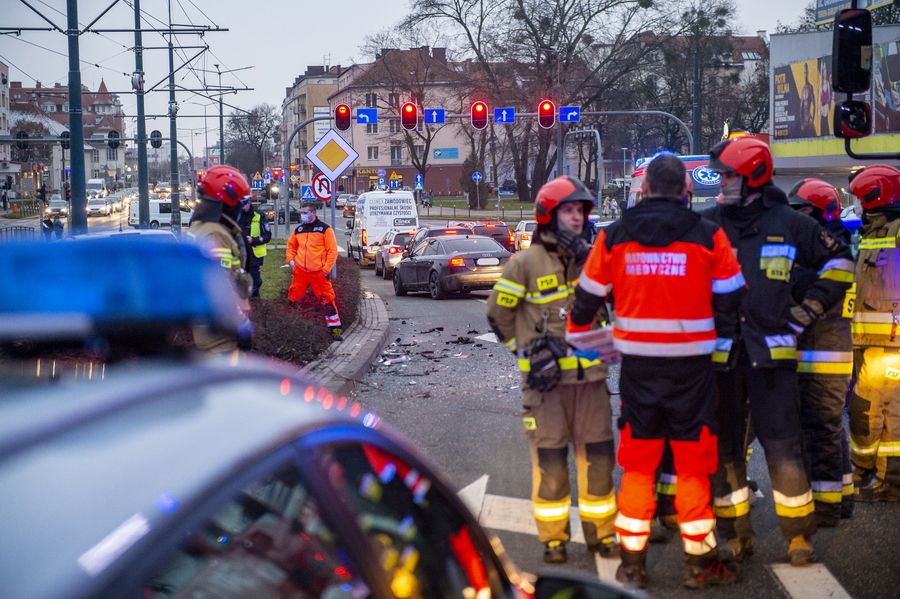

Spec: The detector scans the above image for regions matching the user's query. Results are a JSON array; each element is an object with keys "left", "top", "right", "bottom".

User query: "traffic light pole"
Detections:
[
  {"left": 133, "top": 0, "right": 150, "bottom": 229},
  {"left": 66, "top": 0, "right": 88, "bottom": 235}
]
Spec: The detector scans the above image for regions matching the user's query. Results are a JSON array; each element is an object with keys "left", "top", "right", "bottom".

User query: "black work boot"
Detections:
[
  {"left": 330, "top": 327, "right": 344, "bottom": 342},
  {"left": 543, "top": 540, "right": 567, "bottom": 564},
  {"left": 857, "top": 478, "right": 900, "bottom": 502},
  {"left": 853, "top": 466, "right": 876, "bottom": 488},
  {"left": 615, "top": 548, "right": 647, "bottom": 589},
  {"left": 683, "top": 549, "right": 742, "bottom": 589},
  {"left": 719, "top": 536, "right": 754, "bottom": 563},
  {"left": 587, "top": 534, "right": 620, "bottom": 558}
]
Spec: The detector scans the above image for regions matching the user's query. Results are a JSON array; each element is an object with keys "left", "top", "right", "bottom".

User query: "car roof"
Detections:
[{"left": 0, "top": 356, "right": 364, "bottom": 599}]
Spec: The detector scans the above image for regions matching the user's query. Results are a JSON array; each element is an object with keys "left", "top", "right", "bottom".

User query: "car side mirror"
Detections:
[
  {"left": 834, "top": 100, "right": 872, "bottom": 138},
  {"left": 534, "top": 572, "right": 639, "bottom": 599},
  {"left": 832, "top": 8, "right": 873, "bottom": 94}
]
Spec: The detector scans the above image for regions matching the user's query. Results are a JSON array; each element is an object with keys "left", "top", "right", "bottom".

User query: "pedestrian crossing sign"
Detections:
[{"left": 301, "top": 185, "right": 314, "bottom": 200}]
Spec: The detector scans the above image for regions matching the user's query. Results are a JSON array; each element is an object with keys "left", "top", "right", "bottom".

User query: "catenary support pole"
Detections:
[{"left": 66, "top": 0, "right": 87, "bottom": 235}]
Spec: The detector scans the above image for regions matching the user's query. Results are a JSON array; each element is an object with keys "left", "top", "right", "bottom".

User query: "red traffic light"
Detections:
[
  {"left": 401, "top": 102, "right": 418, "bottom": 130},
  {"left": 538, "top": 100, "right": 555, "bottom": 129},
  {"left": 273, "top": 169, "right": 282, "bottom": 177},
  {"left": 290, "top": 163, "right": 297, "bottom": 171},
  {"left": 335, "top": 104, "right": 351, "bottom": 131},
  {"left": 471, "top": 101, "right": 488, "bottom": 130}
]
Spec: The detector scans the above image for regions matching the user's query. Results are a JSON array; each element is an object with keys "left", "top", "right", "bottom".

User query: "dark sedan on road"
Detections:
[
  {"left": 259, "top": 202, "right": 301, "bottom": 224},
  {"left": 393, "top": 235, "right": 512, "bottom": 299}
]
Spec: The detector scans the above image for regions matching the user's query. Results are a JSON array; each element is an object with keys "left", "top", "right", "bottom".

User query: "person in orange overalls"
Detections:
[{"left": 286, "top": 202, "right": 342, "bottom": 341}]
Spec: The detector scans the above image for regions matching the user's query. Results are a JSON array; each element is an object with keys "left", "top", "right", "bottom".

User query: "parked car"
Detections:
[
  {"left": 45, "top": 200, "right": 68, "bottom": 218},
  {"left": 0, "top": 236, "right": 633, "bottom": 599},
  {"left": 513, "top": 220, "right": 538, "bottom": 251},
  {"left": 259, "top": 202, "right": 301, "bottom": 224},
  {"left": 446, "top": 220, "right": 515, "bottom": 252},
  {"left": 373, "top": 227, "right": 417, "bottom": 280},
  {"left": 406, "top": 225, "right": 473, "bottom": 255},
  {"left": 499, "top": 179, "right": 518, "bottom": 193},
  {"left": 393, "top": 234, "right": 512, "bottom": 300},
  {"left": 328, "top": 193, "right": 357, "bottom": 209}
]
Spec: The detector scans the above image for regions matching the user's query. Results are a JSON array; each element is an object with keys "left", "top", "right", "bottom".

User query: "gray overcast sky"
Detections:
[{"left": 0, "top": 0, "right": 810, "bottom": 142}]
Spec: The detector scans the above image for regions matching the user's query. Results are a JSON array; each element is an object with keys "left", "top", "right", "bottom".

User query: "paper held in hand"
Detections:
[{"left": 566, "top": 326, "right": 621, "bottom": 364}]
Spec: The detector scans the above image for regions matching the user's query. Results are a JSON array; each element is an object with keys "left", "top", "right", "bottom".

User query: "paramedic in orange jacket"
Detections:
[
  {"left": 286, "top": 202, "right": 343, "bottom": 341},
  {"left": 567, "top": 154, "right": 746, "bottom": 589}
]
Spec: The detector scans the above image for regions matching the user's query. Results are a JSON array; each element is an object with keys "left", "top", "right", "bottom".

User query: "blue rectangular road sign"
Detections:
[
  {"left": 377, "top": 177, "right": 386, "bottom": 187},
  {"left": 301, "top": 185, "right": 315, "bottom": 200},
  {"left": 252, "top": 179, "right": 264, "bottom": 190},
  {"left": 494, "top": 108, "right": 516, "bottom": 123},
  {"left": 414, "top": 174, "right": 424, "bottom": 190},
  {"left": 560, "top": 106, "right": 581, "bottom": 122},
  {"left": 356, "top": 108, "right": 378, "bottom": 124},
  {"left": 389, "top": 179, "right": 401, "bottom": 189},
  {"left": 425, "top": 109, "right": 445, "bottom": 124}
]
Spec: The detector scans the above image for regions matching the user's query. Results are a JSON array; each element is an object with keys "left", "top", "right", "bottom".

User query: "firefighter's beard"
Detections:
[{"left": 717, "top": 175, "right": 745, "bottom": 206}]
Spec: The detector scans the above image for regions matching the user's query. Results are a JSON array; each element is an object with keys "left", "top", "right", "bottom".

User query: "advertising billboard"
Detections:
[{"left": 774, "top": 42, "right": 900, "bottom": 139}]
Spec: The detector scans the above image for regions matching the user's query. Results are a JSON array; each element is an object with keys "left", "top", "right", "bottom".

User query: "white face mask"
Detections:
[
  {"left": 717, "top": 174, "right": 745, "bottom": 206},
  {"left": 301, "top": 212, "right": 314, "bottom": 223}
]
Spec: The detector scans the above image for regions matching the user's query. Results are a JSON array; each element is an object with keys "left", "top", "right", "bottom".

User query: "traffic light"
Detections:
[
  {"left": 538, "top": 100, "right": 555, "bottom": 129},
  {"left": 401, "top": 102, "right": 418, "bottom": 130},
  {"left": 59, "top": 131, "right": 70, "bottom": 150},
  {"left": 108, "top": 131, "right": 121, "bottom": 149},
  {"left": 334, "top": 104, "right": 351, "bottom": 131},
  {"left": 196, "top": 171, "right": 204, "bottom": 187},
  {"left": 290, "top": 163, "right": 297, "bottom": 171},
  {"left": 471, "top": 102, "right": 488, "bottom": 130},
  {"left": 272, "top": 168, "right": 282, "bottom": 180},
  {"left": 15, "top": 131, "right": 28, "bottom": 150},
  {"left": 149, "top": 130, "right": 163, "bottom": 149}
]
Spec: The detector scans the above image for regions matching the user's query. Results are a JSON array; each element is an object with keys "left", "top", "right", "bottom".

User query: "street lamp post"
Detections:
[
  {"left": 621, "top": 148, "right": 629, "bottom": 187},
  {"left": 210, "top": 64, "right": 255, "bottom": 167}
]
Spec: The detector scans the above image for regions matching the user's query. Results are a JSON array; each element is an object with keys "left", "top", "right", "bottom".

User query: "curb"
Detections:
[{"left": 298, "top": 288, "right": 390, "bottom": 397}]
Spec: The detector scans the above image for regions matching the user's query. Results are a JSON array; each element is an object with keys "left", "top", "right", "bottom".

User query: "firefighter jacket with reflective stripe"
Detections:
[
  {"left": 703, "top": 185, "right": 854, "bottom": 368},
  {"left": 792, "top": 221, "right": 854, "bottom": 374},
  {"left": 569, "top": 197, "right": 745, "bottom": 357},
  {"left": 286, "top": 218, "right": 337, "bottom": 274},
  {"left": 853, "top": 215, "right": 900, "bottom": 348},
  {"left": 188, "top": 215, "right": 252, "bottom": 300},
  {"left": 239, "top": 209, "right": 271, "bottom": 265},
  {"left": 486, "top": 234, "right": 608, "bottom": 388}
]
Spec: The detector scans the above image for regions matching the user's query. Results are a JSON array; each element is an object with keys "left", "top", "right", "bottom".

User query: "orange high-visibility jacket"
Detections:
[{"left": 286, "top": 219, "right": 337, "bottom": 273}]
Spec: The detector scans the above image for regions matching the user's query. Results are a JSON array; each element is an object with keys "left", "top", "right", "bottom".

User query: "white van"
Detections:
[
  {"left": 86, "top": 179, "right": 108, "bottom": 198},
  {"left": 347, "top": 191, "right": 418, "bottom": 267},
  {"left": 128, "top": 199, "right": 194, "bottom": 229}
]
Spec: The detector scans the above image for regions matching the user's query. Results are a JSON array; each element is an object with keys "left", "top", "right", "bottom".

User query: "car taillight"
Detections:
[
  {"left": 362, "top": 229, "right": 367, "bottom": 246},
  {"left": 485, "top": 224, "right": 496, "bottom": 228},
  {"left": 389, "top": 247, "right": 400, "bottom": 254},
  {"left": 521, "top": 233, "right": 530, "bottom": 240},
  {"left": 445, "top": 229, "right": 458, "bottom": 234},
  {"left": 449, "top": 256, "right": 466, "bottom": 267},
  {"left": 508, "top": 230, "right": 515, "bottom": 244}
]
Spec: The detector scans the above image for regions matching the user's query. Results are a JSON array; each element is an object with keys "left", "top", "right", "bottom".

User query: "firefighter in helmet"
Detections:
[{"left": 486, "top": 176, "right": 618, "bottom": 564}]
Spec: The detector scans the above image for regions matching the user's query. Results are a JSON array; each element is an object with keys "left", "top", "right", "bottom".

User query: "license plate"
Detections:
[{"left": 476, "top": 257, "right": 499, "bottom": 266}]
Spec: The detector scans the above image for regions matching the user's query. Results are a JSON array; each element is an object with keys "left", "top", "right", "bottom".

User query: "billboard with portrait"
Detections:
[{"left": 773, "top": 44, "right": 900, "bottom": 139}]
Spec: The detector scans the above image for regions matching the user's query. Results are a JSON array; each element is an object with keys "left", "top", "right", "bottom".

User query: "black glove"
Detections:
[
  {"left": 555, "top": 228, "right": 590, "bottom": 264},
  {"left": 526, "top": 336, "right": 566, "bottom": 392},
  {"left": 787, "top": 299, "right": 824, "bottom": 333},
  {"left": 325, "top": 271, "right": 333, "bottom": 281}
]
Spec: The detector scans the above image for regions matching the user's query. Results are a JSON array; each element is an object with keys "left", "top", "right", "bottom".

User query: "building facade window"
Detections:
[
  {"left": 107, "top": 147, "right": 117, "bottom": 161},
  {"left": 366, "top": 123, "right": 378, "bottom": 134},
  {"left": 62, "top": 103, "right": 69, "bottom": 112},
  {"left": 387, "top": 92, "right": 400, "bottom": 108},
  {"left": 92, "top": 149, "right": 100, "bottom": 163},
  {"left": 365, "top": 93, "right": 378, "bottom": 108},
  {"left": 413, "top": 145, "right": 425, "bottom": 160},
  {"left": 389, "top": 119, "right": 400, "bottom": 134},
  {"left": 367, "top": 146, "right": 379, "bottom": 160},
  {"left": 390, "top": 144, "right": 403, "bottom": 166}
]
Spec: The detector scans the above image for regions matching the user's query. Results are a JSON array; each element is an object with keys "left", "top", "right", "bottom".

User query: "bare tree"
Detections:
[{"left": 226, "top": 104, "right": 281, "bottom": 174}]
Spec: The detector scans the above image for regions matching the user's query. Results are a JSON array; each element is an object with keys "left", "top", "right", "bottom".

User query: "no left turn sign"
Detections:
[{"left": 312, "top": 174, "right": 331, "bottom": 201}]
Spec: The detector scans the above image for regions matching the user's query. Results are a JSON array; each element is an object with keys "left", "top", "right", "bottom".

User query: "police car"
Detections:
[{"left": 0, "top": 237, "right": 634, "bottom": 599}]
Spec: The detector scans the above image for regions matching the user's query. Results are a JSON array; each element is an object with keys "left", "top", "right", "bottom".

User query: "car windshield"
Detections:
[
  {"left": 86, "top": 184, "right": 102, "bottom": 191},
  {"left": 49, "top": 201, "right": 66, "bottom": 208},
  {"left": 525, "top": 222, "right": 537, "bottom": 232},
  {"left": 394, "top": 233, "right": 415, "bottom": 249},
  {"left": 444, "top": 237, "right": 505, "bottom": 252},
  {"left": 472, "top": 225, "right": 505, "bottom": 236},
  {"left": 88, "top": 199, "right": 106, "bottom": 206}
]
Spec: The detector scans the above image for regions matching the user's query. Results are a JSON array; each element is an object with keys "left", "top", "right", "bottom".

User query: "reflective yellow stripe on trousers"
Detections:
[
  {"left": 534, "top": 499, "right": 571, "bottom": 522},
  {"left": 714, "top": 486, "right": 750, "bottom": 518},
  {"left": 578, "top": 492, "right": 617, "bottom": 518},
  {"left": 797, "top": 350, "right": 853, "bottom": 375},
  {"left": 518, "top": 355, "right": 603, "bottom": 372},
  {"left": 773, "top": 489, "right": 815, "bottom": 518}
]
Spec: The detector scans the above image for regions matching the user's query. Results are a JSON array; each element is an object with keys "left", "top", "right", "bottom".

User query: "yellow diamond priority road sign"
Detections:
[{"left": 306, "top": 129, "right": 359, "bottom": 181}]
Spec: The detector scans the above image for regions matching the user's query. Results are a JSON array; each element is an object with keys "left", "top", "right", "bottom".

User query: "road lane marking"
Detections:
[
  {"left": 458, "top": 476, "right": 619, "bottom": 587},
  {"left": 770, "top": 564, "right": 851, "bottom": 599}
]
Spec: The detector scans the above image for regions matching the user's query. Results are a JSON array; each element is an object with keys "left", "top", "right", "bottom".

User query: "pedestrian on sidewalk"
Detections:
[
  {"left": 40, "top": 215, "right": 54, "bottom": 241},
  {"left": 486, "top": 176, "right": 619, "bottom": 565},
  {"left": 567, "top": 154, "right": 746, "bottom": 589},
  {"left": 53, "top": 215, "right": 64, "bottom": 240},
  {"left": 286, "top": 202, "right": 343, "bottom": 341}
]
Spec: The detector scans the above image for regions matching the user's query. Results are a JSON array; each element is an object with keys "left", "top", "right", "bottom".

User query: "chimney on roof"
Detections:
[
  {"left": 433, "top": 48, "right": 447, "bottom": 64},
  {"left": 724, "top": 30, "right": 732, "bottom": 38},
  {"left": 35, "top": 81, "right": 41, "bottom": 88},
  {"left": 757, "top": 30, "right": 768, "bottom": 44}
]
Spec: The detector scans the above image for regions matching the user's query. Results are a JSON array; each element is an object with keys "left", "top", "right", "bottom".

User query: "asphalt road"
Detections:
[{"left": 352, "top": 260, "right": 900, "bottom": 599}]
